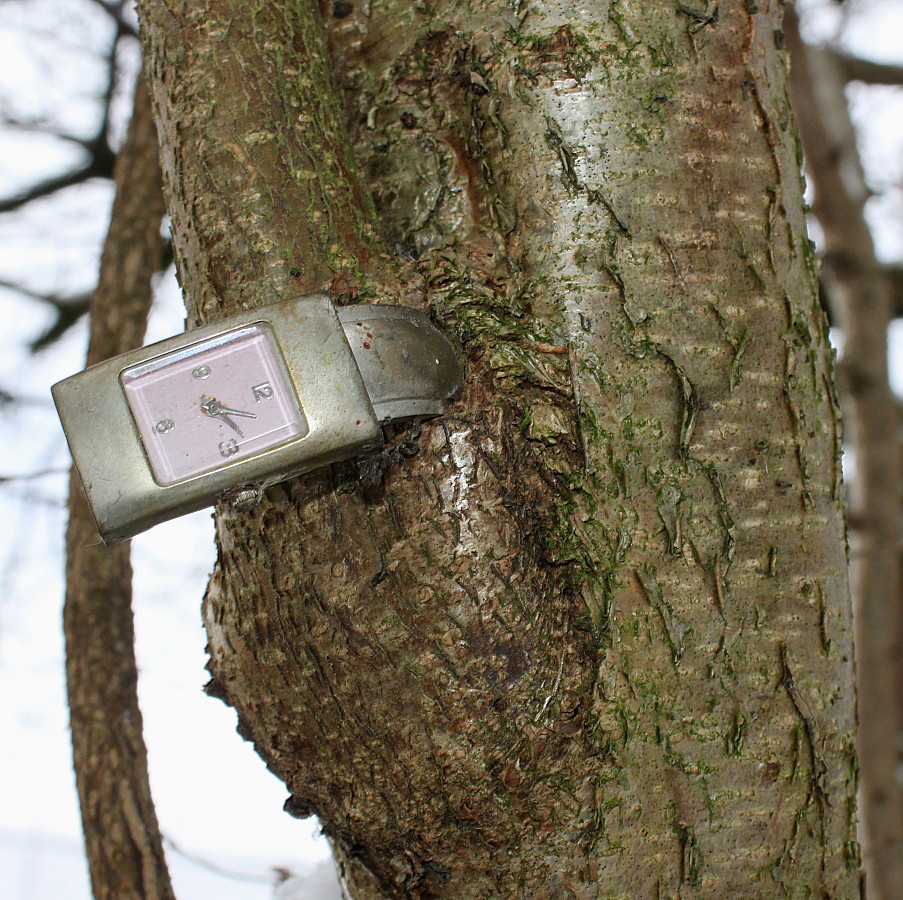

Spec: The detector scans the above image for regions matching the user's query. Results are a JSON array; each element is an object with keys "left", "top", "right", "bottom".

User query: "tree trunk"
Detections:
[
  {"left": 135, "top": 1, "right": 859, "bottom": 897},
  {"left": 64, "top": 73, "right": 174, "bottom": 900}
]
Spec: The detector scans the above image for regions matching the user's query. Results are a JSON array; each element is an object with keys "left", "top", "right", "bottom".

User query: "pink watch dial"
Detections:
[{"left": 120, "top": 324, "right": 307, "bottom": 485}]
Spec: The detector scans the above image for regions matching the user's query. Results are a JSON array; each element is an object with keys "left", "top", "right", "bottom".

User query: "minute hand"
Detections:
[
  {"left": 201, "top": 397, "right": 257, "bottom": 437},
  {"left": 212, "top": 404, "right": 256, "bottom": 418}
]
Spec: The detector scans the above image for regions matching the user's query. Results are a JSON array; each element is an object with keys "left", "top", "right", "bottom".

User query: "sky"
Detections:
[{"left": 0, "top": 1, "right": 901, "bottom": 899}]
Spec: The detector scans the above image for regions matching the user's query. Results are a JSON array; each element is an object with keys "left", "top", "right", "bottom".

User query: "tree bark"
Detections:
[
  {"left": 64, "top": 74, "right": 174, "bottom": 900},
  {"left": 136, "top": 1, "right": 859, "bottom": 897}
]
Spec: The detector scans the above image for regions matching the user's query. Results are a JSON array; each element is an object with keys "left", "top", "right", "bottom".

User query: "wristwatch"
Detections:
[{"left": 52, "top": 294, "right": 461, "bottom": 544}]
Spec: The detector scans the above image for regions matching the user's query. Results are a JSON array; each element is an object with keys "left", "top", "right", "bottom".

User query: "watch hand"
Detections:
[
  {"left": 200, "top": 397, "right": 255, "bottom": 437},
  {"left": 219, "top": 414, "right": 245, "bottom": 437},
  {"left": 200, "top": 397, "right": 257, "bottom": 419},
  {"left": 214, "top": 404, "right": 256, "bottom": 419}
]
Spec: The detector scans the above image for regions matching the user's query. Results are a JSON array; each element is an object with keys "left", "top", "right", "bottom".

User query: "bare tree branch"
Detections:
[
  {"left": 64, "top": 70, "right": 173, "bottom": 900},
  {"left": 0, "top": 383, "right": 54, "bottom": 407},
  {"left": 823, "top": 258, "right": 903, "bottom": 323},
  {"left": 835, "top": 51, "right": 903, "bottom": 87},
  {"left": 0, "top": 158, "right": 115, "bottom": 213},
  {"left": 0, "top": 232, "right": 171, "bottom": 352},
  {"left": 162, "top": 836, "right": 275, "bottom": 885},
  {"left": 30, "top": 298, "right": 91, "bottom": 351},
  {"left": 95, "top": 27, "right": 126, "bottom": 160},
  {"left": 0, "top": 467, "right": 68, "bottom": 484},
  {"left": 0, "top": 23, "right": 124, "bottom": 213},
  {"left": 84, "top": 0, "right": 139, "bottom": 39},
  {"left": 0, "top": 114, "right": 96, "bottom": 145},
  {"left": 0, "top": 279, "right": 92, "bottom": 351},
  {"left": 887, "top": 265, "right": 903, "bottom": 319}
]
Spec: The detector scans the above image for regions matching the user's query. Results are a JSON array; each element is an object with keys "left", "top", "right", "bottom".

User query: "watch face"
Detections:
[{"left": 120, "top": 324, "right": 307, "bottom": 485}]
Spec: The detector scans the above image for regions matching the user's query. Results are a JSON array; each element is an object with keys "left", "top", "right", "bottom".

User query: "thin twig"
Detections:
[
  {"left": 0, "top": 467, "right": 68, "bottom": 484},
  {"left": 834, "top": 51, "right": 903, "bottom": 87},
  {"left": 162, "top": 836, "right": 278, "bottom": 885}
]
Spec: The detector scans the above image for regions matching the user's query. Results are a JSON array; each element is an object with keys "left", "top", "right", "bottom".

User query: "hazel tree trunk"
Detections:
[{"left": 135, "top": 1, "right": 859, "bottom": 897}]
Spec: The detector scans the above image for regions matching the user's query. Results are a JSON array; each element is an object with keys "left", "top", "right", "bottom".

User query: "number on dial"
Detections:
[
  {"left": 253, "top": 382, "right": 274, "bottom": 401},
  {"left": 219, "top": 439, "right": 239, "bottom": 458}
]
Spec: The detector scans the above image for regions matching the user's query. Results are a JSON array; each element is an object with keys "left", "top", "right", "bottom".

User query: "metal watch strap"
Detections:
[
  {"left": 52, "top": 293, "right": 462, "bottom": 544},
  {"left": 337, "top": 305, "right": 461, "bottom": 424}
]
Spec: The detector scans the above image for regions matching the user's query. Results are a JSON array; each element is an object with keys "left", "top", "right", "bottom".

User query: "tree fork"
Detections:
[{"left": 136, "top": 1, "right": 859, "bottom": 897}]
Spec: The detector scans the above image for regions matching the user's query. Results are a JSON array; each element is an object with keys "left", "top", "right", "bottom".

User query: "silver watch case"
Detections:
[{"left": 54, "top": 294, "right": 383, "bottom": 544}]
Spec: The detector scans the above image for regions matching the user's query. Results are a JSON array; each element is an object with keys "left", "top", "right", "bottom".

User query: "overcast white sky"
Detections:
[{"left": 0, "top": 1, "right": 901, "bottom": 899}]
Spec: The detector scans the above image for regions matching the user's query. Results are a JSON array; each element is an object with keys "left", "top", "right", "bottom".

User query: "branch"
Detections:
[
  {"left": 835, "top": 51, "right": 903, "bottom": 87},
  {"left": 0, "top": 384, "right": 54, "bottom": 408},
  {"left": 0, "top": 466, "right": 68, "bottom": 484},
  {"left": 0, "top": 280, "right": 93, "bottom": 351},
  {"left": 95, "top": 25, "right": 126, "bottom": 162},
  {"left": 0, "top": 25, "right": 124, "bottom": 214},
  {"left": 162, "top": 836, "right": 275, "bottom": 885},
  {"left": 29, "top": 298, "right": 91, "bottom": 351},
  {"left": 0, "top": 159, "right": 114, "bottom": 213},
  {"left": 85, "top": 0, "right": 140, "bottom": 38},
  {"left": 0, "top": 113, "right": 94, "bottom": 145},
  {"left": 0, "top": 244, "right": 170, "bottom": 354},
  {"left": 822, "top": 257, "right": 903, "bottom": 322},
  {"left": 887, "top": 265, "right": 903, "bottom": 319},
  {"left": 64, "top": 70, "right": 173, "bottom": 900}
]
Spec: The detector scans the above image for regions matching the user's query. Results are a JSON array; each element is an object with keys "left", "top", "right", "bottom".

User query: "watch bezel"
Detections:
[{"left": 119, "top": 322, "right": 309, "bottom": 486}]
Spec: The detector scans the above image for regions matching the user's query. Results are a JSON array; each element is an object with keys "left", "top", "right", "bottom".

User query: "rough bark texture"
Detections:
[
  {"left": 137, "top": 1, "right": 859, "bottom": 897},
  {"left": 787, "top": 12, "right": 903, "bottom": 899},
  {"left": 64, "top": 74, "right": 173, "bottom": 900}
]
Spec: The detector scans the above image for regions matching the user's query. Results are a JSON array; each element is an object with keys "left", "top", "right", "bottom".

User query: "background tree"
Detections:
[
  {"left": 63, "top": 72, "right": 174, "bottom": 900},
  {"left": 787, "top": 6, "right": 903, "bottom": 896}
]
